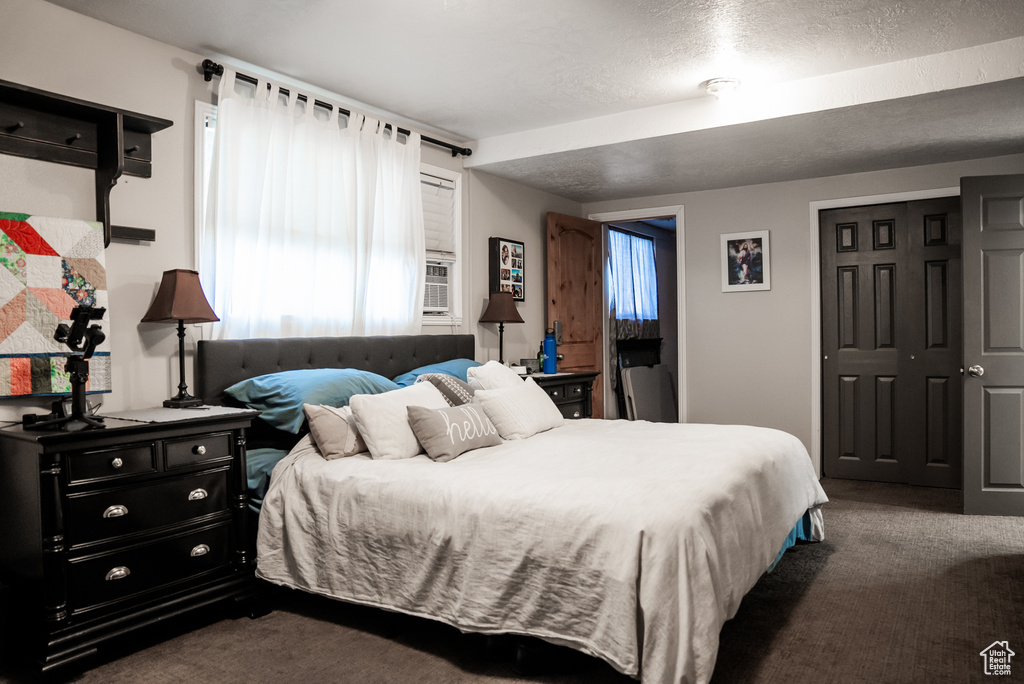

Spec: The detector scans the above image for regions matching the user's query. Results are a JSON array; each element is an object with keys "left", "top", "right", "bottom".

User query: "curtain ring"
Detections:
[{"left": 217, "top": 68, "right": 236, "bottom": 102}]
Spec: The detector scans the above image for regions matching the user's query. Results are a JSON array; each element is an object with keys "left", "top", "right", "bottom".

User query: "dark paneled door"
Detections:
[
  {"left": 821, "top": 197, "right": 962, "bottom": 487},
  {"left": 962, "top": 174, "right": 1024, "bottom": 515}
]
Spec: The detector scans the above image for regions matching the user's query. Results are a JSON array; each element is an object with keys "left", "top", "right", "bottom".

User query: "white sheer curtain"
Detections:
[{"left": 200, "top": 70, "right": 424, "bottom": 339}]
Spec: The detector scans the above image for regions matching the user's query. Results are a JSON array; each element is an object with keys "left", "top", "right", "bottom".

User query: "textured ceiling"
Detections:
[
  {"left": 475, "top": 78, "right": 1024, "bottom": 202},
  {"left": 41, "top": 0, "right": 1024, "bottom": 201}
]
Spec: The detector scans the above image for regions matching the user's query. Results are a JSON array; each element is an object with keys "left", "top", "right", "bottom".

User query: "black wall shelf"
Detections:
[{"left": 0, "top": 79, "right": 172, "bottom": 245}]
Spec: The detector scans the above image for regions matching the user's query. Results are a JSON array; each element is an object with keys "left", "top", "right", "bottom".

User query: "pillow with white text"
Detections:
[{"left": 407, "top": 404, "right": 502, "bottom": 462}]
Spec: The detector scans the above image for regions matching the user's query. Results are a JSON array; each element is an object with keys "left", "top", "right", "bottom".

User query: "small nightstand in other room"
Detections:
[
  {"left": 0, "top": 407, "right": 258, "bottom": 676},
  {"left": 531, "top": 371, "right": 600, "bottom": 419}
]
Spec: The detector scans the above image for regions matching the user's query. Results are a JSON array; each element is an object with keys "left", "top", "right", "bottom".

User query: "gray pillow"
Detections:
[
  {"left": 304, "top": 404, "right": 367, "bottom": 459},
  {"left": 406, "top": 404, "right": 502, "bottom": 462},
  {"left": 414, "top": 373, "right": 475, "bottom": 407}
]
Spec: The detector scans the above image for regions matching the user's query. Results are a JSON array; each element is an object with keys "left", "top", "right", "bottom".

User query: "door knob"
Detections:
[{"left": 968, "top": 365, "right": 985, "bottom": 377}]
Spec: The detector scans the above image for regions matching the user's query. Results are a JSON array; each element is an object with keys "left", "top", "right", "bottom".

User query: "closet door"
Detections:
[{"left": 820, "top": 197, "right": 962, "bottom": 487}]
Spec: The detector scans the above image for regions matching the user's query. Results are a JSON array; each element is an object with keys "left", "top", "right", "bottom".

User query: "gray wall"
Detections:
[
  {"left": 468, "top": 171, "right": 581, "bottom": 364},
  {"left": 583, "top": 153, "right": 1024, "bottom": 470},
  {"left": 0, "top": 0, "right": 578, "bottom": 420}
]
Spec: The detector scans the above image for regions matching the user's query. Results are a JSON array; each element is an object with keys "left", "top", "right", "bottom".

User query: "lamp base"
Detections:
[{"left": 163, "top": 395, "right": 204, "bottom": 408}]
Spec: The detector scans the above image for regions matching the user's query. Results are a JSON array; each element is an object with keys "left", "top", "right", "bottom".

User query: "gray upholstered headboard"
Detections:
[{"left": 196, "top": 334, "right": 476, "bottom": 407}]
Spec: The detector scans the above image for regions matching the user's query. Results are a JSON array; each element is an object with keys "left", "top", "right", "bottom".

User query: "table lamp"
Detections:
[
  {"left": 478, "top": 291, "right": 523, "bottom": 364},
  {"left": 141, "top": 269, "right": 219, "bottom": 407}
]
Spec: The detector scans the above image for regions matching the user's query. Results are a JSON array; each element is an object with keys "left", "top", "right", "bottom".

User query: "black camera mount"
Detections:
[{"left": 23, "top": 306, "right": 107, "bottom": 431}]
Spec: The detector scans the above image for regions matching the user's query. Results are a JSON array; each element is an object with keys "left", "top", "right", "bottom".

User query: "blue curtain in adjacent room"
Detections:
[
  {"left": 607, "top": 229, "right": 660, "bottom": 394},
  {"left": 607, "top": 229, "right": 659, "bottom": 323}
]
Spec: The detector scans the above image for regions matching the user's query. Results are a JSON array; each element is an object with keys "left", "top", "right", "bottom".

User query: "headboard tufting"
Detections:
[{"left": 196, "top": 334, "right": 476, "bottom": 407}]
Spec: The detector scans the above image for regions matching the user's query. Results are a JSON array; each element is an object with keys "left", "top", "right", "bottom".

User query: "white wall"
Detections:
[
  {"left": 583, "top": 153, "right": 1024, "bottom": 466},
  {"left": 0, "top": 0, "right": 579, "bottom": 421}
]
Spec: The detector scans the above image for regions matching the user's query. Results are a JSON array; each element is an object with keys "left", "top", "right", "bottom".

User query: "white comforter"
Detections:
[{"left": 257, "top": 419, "right": 827, "bottom": 684}]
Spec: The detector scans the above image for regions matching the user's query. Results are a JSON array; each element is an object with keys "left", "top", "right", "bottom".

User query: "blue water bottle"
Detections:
[{"left": 543, "top": 328, "right": 557, "bottom": 374}]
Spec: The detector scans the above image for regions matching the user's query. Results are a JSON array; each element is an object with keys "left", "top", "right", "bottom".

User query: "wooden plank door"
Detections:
[
  {"left": 820, "top": 197, "right": 962, "bottom": 486},
  {"left": 546, "top": 213, "right": 604, "bottom": 418},
  {"left": 962, "top": 174, "right": 1024, "bottom": 515}
]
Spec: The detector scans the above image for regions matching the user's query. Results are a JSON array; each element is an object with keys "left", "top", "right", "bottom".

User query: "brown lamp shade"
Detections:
[
  {"left": 479, "top": 291, "right": 522, "bottom": 364},
  {"left": 141, "top": 269, "right": 219, "bottom": 324},
  {"left": 479, "top": 291, "right": 523, "bottom": 324}
]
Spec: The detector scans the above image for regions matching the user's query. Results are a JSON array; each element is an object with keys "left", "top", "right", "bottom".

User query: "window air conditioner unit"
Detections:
[{"left": 424, "top": 261, "right": 450, "bottom": 313}]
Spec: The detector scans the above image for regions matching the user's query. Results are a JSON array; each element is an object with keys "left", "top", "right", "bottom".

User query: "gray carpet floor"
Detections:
[{"left": 5, "top": 477, "right": 1023, "bottom": 683}]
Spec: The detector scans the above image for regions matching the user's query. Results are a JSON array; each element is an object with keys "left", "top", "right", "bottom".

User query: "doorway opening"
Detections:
[
  {"left": 588, "top": 205, "right": 684, "bottom": 422},
  {"left": 605, "top": 219, "right": 678, "bottom": 421}
]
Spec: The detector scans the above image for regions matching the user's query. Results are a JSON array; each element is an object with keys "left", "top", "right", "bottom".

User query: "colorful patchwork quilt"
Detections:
[{"left": 0, "top": 212, "right": 111, "bottom": 398}]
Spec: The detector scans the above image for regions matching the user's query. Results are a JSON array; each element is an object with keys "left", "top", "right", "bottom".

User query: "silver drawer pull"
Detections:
[
  {"left": 188, "top": 488, "right": 208, "bottom": 501},
  {"left": 105, "top": 566, "right": 130, "bottom": 581},
  {"left": 103, "top": 505, "right": 128, "bottom": 518},
  {"left": 572, "top": 386, "right": 582, "bottom": 395},
  {"left": 572, "top": 410, "right": 581, "bottom": 418},
  {"left": 190, "top": 544, "right": 210, "bottom": 557},
  {"left": 110, "top": 457, "right": 123, "bottom": 469},
  {"left": 192, "top": 445, "right": 207, "bottom": 455}
]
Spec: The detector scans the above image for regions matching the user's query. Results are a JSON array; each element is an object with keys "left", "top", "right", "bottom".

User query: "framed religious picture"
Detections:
[
  {"left": 489, "top": 237, "right": 525, "bottom": 301},
  {"left": 721, "top": 230, "right": 771, "bottom": 292}
]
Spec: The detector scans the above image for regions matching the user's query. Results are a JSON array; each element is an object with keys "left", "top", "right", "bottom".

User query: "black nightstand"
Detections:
[
  {"left": 0, "top": 407, "right": 257, "bottom": 676},
  {"left": 532, "top": 371, "right": 600, "bottom": 419}
]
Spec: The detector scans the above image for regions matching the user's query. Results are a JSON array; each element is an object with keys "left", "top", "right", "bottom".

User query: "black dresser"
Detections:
[
  {"left": 532, "top": 371, "right": 600, "bottom": 419},
  {"left": 0, "top": 409, "right": 257, "bottom": 676}
]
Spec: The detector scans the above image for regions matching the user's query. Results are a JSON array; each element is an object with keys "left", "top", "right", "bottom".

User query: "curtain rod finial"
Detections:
[{"left": 202, "top": 59, "right": 224, "bottom": 82}]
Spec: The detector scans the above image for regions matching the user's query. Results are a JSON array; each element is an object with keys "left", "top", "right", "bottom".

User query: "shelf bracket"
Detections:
[{"left": 0, "top": 79, "right": 172, "bottom": 247}]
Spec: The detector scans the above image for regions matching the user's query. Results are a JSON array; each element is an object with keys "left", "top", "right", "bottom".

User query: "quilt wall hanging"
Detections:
[{"left": 0, "top": 212, "right": 111, "bottom": 398}]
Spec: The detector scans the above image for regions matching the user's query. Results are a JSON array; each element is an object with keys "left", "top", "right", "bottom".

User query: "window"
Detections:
[
  {"left": 420, "top": 164, "right": 463, "bottom": 325},
  {"left": 607, "top": 229, "right": 658, "bottom": 321},
  {"left": 194, "top": 102, "right": 462, "bottom": 329}
]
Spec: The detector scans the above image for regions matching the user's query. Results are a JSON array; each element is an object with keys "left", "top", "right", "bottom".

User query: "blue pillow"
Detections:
[
  {"left": 393, "top": 358, "right": 481, "bottom": 387},
  {"left": 226, "top": 368, "right": 399, "bottom": 434},
  {"left": 245, "top": 447, "right": 290, "bottom": 513}
]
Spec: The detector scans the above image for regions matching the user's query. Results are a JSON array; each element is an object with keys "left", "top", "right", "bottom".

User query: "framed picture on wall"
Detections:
[
  {"left": 721, "top": 230, "right": 771, "bottom": 292},
  {"left": 489, "top": 237, "right": 525, "bottom": 301}
]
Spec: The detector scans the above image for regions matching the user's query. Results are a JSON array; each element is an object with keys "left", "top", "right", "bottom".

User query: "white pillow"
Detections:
[
  {"left": 349, "top": 382, "right": 449, "bottom": 460},
  {"left": 475, "top": 377, "right": 564, "bottom": 440},
  {"left": 467, "top": 360, "right": 524, "bottom": 390}
]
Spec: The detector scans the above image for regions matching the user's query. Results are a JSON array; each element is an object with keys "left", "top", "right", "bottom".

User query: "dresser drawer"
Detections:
[
  {"left": 164, "top": 432, "right": 232, "bottom": 468},
  {"left": 68, "top": 522, "right": 232, "bottom": 613},
  {"left": 66, "top": 470, "right": 229, "bottom": 546},
  {"left": 541, "top": 384, "right": 564, "bottom": 401},
  {"left": 561, "top": 381, "right": 587, "bottom": 402},
  {"left": 557, "top": 402, "right": 586, "bottom": 420},
  {"left": 67, "top": 443, "right": 157, "bottom": 484}
]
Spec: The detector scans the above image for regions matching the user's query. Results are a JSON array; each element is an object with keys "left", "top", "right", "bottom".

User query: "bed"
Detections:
[{"left": 197, "top": 334, "right": 827, "bottom": 684}]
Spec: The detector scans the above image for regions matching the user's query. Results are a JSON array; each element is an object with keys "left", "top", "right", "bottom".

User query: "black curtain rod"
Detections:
[{"left": 201, "top": 59, "right": 472, "bottom": 158}]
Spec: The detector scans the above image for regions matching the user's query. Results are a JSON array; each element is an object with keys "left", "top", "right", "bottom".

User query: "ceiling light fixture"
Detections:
[{"left": 701, "top": 77, "right": 741, "bottom": 99}]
